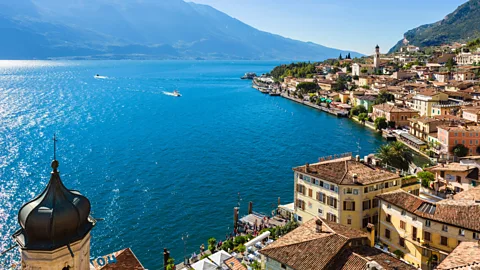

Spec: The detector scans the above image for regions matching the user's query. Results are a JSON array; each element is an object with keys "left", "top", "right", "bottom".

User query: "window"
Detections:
[
  {"left": 385, "top": 229, "right": 391, "bottom": 239},
  {"left": 399, "top": 238, "right": 405, "bottom": 247},
  {"left": 324, "top": 183, "right": 330, "bottom": 190},
  {"left": 363, "top": 200, "right": 371, "bottom": 210},
  {"left": 456, "top": 176, "right": 462, "bottom": 183},
  {"left": 344, "top": 201, "right": 356, "bottom": 211},
  {"left": 304, "top": 176, "right": 311, "bottom": 183},
  {"left": 308, "top": 189, "right": 313, "bottom": 197},
  {"left": 387, "top": 204, "right": 392, "bottom": 209},
  {"left": 474, "top": 232, "right": 479, "bottom": 240},
  {"left": 327, "top": 213, "right": 337, "bottom": 223},
  {"left": 441, "top": 236, "right": 448, "bottom": 246},
  {"left": 386, "top": 214, "right": 392, "bottom": 223},
  {"left": 459, "top": 229, "right": 465, "bottom": 236},
  {"left": 299, "top": 174, "right": 303, "bottom": 180},
  {"left": 347, "top": 218, "right": 352, "bottom": 225},
  {"left": 364, "top": 187, "right": 368, "bottom": 193},
  {"left": 425, "top": 220, "right": 431, "bottom": 227},
  {"left": 442, "top": 224, "right": 448, "bottom": 232},
  {"left": 372, "top": 214, "right": 379, "bottom": 225},
  {"left": 385, "top": 182, "right": 389, "bottom": 188},
  {"left": 412, "top": 216, "right": 417, "bottom": 221},
  {"left": 400, "top": 220, "right": 406, "bottom": 230},
  {"left": 440, "top": 171, "right": 445, "bottom": 178},
  {"left": 297, "top": 216, "right": 303, "bottom": 222},
  {"left": 363, "top": 216, "right": 371, "bottom": 228},
  {"left": 424, "top": 231, "right": 431, "bottom": 242},
  {"left": 353, "top": 189, "right": 359, "bottom": 195},
  {"left": 412, "top": 226, "right": 417, "bottom": 240},
  {"left": 296, "top": 199, "right": 305, "bottom": 210},
  {"left": 281, "top": 264, "right": 287, "bottom": 270},
  {"left": 401, "top": 210, "right": 406, "bottom": 216},
  {"left": 330, "top": 184, "right": 335, "bottom": 191},
  {"left": 345, "top": 187, "right": 353, "bottom": 194},
  {"left": 296, "top": 184, "right": 306, "bottom": 195},
  {"left": 320, "top": 181, "right": 324, "bottom": 187},
  {"left": 372, "top": 198, "right": 379, "bottom": 208},
  {"left": 328, "top": 197, "right": 337, "bottom": 209}
]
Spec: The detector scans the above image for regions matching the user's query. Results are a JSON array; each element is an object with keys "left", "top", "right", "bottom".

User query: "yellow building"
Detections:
[
  {"left": 411, "top": 90, "right": 449, "bottom": 117},
  {"left": 426, "top": 162, "right": 478, "bottom": 193},
  {"left": 293, "top": 155, "right": 420, "bottom": 232},
  {"left": 376, "top": 189, "right": 480, "bottom": 270}
]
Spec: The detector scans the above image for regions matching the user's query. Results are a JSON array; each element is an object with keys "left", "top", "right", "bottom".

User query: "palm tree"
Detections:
[{"left": 376, "top": 142, "right": 413, "bottom": 171}]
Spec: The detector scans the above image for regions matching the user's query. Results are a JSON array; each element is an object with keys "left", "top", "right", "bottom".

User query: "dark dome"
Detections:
[
  {"left": 13, "top": 160, "right": 93, "bottom": 250},
  {"left": 375, "top": 44, "right": 380, "bottom": 49}
]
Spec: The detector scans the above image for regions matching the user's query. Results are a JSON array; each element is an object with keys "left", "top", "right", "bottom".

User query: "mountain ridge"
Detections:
[
  {"left": 389, "top": 0, "right": 480, "bottom": 53},
  {"left": 0, "top": 0, "right": 362, "bottom": 60}
]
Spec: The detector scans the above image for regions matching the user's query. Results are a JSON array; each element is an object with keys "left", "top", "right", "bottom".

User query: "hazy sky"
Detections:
[{"left": 190, "top": 0, "right": 467, "bottom": 54}]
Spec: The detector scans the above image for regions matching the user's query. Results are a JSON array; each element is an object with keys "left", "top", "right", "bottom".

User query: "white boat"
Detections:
[{"left": 162, "top": 90, "right": 182, "bottom": 97}]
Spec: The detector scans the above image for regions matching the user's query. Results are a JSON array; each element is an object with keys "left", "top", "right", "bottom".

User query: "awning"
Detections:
[{"left": 245, "top": 231, "right": 271, "bottom": 248}]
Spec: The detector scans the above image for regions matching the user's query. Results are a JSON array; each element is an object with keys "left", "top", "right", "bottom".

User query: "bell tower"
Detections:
[
  {"left": 12, "top": 136, "right": 94, "bottom": 269},
  {"left": 374, "top": 44, "right": 380, "bottom": 69}
]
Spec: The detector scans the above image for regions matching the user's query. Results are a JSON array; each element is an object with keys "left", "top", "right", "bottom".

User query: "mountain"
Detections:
[
  {"left": 0, "top": 0, "right": 362, "bottom": 60},
  {"left": 389, "top": 0, "right": 480, "bottom": 53}
]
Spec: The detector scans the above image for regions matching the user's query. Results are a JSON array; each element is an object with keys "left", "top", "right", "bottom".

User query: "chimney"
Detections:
[
  {"left": 366, "top": 223, "right": 375, "bottom": 247},
  {"left": 353, "top": 173, "right": 358, "bottom": 183},
  {"left": 248, "top": 201, "right": 253, "bottom": 214},
  {"left": 305, "top": 163, "right": 310, "bottom": 172},
  {"left": 315, "top": 219, "right": 323, "bottom": 233},
  {"left": 163, "top": 248, "right": 170, "bottom": 270},
  {"left": 356, "top": 155, "right": 360, "bottom": 162}
]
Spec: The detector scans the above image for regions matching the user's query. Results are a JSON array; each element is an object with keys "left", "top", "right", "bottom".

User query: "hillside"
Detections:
[
  {"left": 0, "top": 0, "right": 362, "bottom": 60},
  {"left": 389, "top": 0, "right": 480, "bottom": 53}
]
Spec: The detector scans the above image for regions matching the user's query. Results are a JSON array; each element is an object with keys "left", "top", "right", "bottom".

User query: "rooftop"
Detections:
[
  {"left": 436, "top": 241, "right": 480, "bottom": 270},
  {"left": 372, "top": 103, "right": 418, "bottom": 113},
  {"left": 377, "top": 190, "right": 480, "bottom": 232},
  {"left": 259, "top": 218, "right": 414, "bottom": 270},
  {"left": 293, "top": 157, "right": 401, "bottom": 186},
  {"left": 426, "top": 163, "right": 475, "bottom": 172},
  {"left": 96, "top": 248, "right": 145, "bottom": 270},
  {"left": 437, "top": 124, "right": 480, "bottom": 132}
]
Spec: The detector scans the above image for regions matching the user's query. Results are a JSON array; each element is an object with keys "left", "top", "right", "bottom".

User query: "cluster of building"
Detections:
[
  {"left": 276, "top": 44, "right": 480, "bottom": 161},
  {"left": 257, "top": 153, "right": 480, "bottom": 270}
]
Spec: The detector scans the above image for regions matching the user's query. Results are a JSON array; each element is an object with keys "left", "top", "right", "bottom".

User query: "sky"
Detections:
[{"left": 190, "top": 0, "right": 468, "bottom": 55}]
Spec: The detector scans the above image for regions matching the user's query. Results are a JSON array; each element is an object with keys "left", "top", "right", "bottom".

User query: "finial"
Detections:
[{"left": 52, "top": 134, "right": 59, "bottom": 172}]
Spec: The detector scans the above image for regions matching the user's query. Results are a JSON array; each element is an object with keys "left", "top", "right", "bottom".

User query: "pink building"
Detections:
[{"left": 437, "top": 124, "right": 480, "bottom": 156}]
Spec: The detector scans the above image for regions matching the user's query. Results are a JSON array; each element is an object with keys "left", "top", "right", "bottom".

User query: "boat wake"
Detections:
[
  {"left": 94, "top": 75, "right": 108, "bottom": 79},
  {"left": 162, "top": 91, "right": 176, "bottom": 96}
]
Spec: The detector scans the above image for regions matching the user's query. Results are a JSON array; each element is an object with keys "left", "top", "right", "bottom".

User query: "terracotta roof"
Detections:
[
  {"left": 454, "top": 186, "right": 480, "bottom": 201},
  {"left": 99, "top": 248, "right": 145, "bottom": 270},
  {"left": 293, "top": 157, "right": 401, "bottom": 186},
  {"left": 437, "top": 241, "right": 480, "bottom": 270},
  {"left": 372, "top": 103, "right": 418, "bottom": 113},
  {"left": 415, "top": 89, "right": 444, "bottom": 97},
  {"left": 377, "top": 190, "right": 480, "bottom": 232},
  {"left": 426, "top": 163, "right": 474, "bottom": 172},
  {"left": 437, "top": 125, "right": 480, "bottom": 132},
  {"left": 224, "top": 257, "right": 247, "bottom": 270},
  {"left": 260, "top": 218, "right": 413, "bottom": 270},
  {"left": 329, "top": 246, "right": 416, "bottom": 270}
]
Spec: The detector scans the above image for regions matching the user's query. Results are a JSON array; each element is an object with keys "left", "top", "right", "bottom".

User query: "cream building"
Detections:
[
  {"left": 293, "top": 155, "right": 420, "bottom": 232},
  {"left": 377, "top": 188, "right": 480, "bottom": 270},
  {"left": 411, "top": 90, "right": 449, "bottom": 117}
]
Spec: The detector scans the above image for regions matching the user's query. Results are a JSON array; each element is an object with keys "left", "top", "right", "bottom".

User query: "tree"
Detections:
[
  {"left": 166, "top": 258, "right": 175, "bottom": 270},
  {"left": 393, "top": 250, "right": 405, "bottom": 259},
  {"left": 333, "top": 76, "right": 347, "bottom": 91},
  {"left": 208, "top": 237, "right": 217, "bottom": 253},
  {"left": 375, "top": 91, "right": 395, "bottom": 105},
  {"left": 374, "top": 117, "right": 388, "bottom": 130},
  {"left": 296, "top": 82, "right": 319, "bottom": 94},
  {"left": 376, "top": 142, "right": 413, "bottom": 171},
  {"left": 453, "top": 144, "right": 469, "bottom": 157},
  {"left": 350, "top": 105, "right": 367, "bottom": 117},
  {"left": 445, "top": 57, "right": 457, "bottom": 72},
  {"left": 358, "top": 113, "right": 368, "bottom": 123},
  {"left": 360, "top": 68, "right": 368, "bottom": 74},
  {"left": 339, "top": 53, "right": 343, "bottom": 60},
  {"left": 353, "top": 75, "right": 359, "bottom": 80},
  {"left": 418, "top": 171, "right": 435, "bottom": 188},
  {"left": 221, "top": 239, "right": 234, "bottom": 251},
  {"left": 234, "top": 244, "right": 246, "bottom": 253}
]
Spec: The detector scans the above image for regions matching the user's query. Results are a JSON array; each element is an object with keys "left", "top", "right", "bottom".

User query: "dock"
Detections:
[{"left": 281, "top": 94, "right": 348, "bottom": 117}]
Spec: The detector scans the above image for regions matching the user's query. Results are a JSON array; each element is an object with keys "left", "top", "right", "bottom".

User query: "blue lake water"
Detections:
[{"left": 0, "top": 60, "right": 384, "bottom": 269}]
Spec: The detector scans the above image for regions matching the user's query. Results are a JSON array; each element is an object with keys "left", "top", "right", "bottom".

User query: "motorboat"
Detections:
[{"left": 173, "top": 90, "right": 181, "bottom": 97}]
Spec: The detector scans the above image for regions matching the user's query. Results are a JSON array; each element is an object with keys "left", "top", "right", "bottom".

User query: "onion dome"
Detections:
[
  {"left": 12, "top": 159, "right": 94, "bottom": 250},
  {"left": 375, "top": 44, "right": 379, "bottom": 49}
]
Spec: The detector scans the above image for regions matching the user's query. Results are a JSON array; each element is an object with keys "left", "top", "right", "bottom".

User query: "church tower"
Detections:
[
  {"left": 12, "top": 137, "right": 94, "bottom": 270},
  {"left": 374, "top": 44, "right": 380, "bottom": 69}
]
